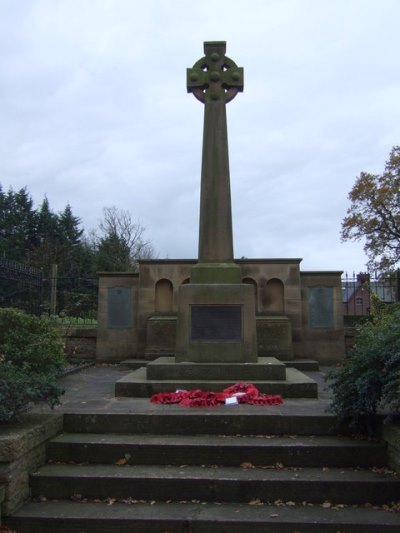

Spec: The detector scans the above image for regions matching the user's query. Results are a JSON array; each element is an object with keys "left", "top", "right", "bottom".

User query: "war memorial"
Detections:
[
  {"left": 4, "top": 42, "right": 399, "bottom": 533},
  {"left": 96, "top": 41, "right": 345, "bottom": 398}
]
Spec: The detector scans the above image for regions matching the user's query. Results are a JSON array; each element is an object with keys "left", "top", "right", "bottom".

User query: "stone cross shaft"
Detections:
[{"left": 187, "top": 41, "right": 243, "bottom": 263}]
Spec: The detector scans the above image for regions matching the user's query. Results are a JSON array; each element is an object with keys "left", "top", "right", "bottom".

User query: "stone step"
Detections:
[
  {"left": 119, "top": 358, "right": 148, "bottom": 370},
  {"left": 47, "top": 433, "right": 387, "bottom": 468},
  {"left": 7, "top": 500, "right": 400, "bottom": 533},
  {"left": 282, "top": 359, "right": 320, "bottom": 371},
  {"left": 30, "top": 464, "right": 400, "bottom": 505},
  {"left": 120, "top": 357, "right": 321, "bottom": 373},
  {"left": 63, "top": 411, "right": 346, "bottom": 436},
  {"left": 147, "top": 356, "right": 287, "bottom": 381},
  {"left": 115, "top": 366, "right": 318, "bottom": 398}
]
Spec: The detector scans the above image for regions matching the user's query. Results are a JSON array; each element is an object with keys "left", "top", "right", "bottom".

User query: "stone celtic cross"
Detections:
[
  {"left": 187, "top": 41, "right": 243, "bottom": 104},
  {"left": 187, "top": 42, "right": 243, "bottom": 273}
]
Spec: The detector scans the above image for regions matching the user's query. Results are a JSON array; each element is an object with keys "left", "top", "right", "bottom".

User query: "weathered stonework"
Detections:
[
  {"left": 298, "top": 272, "right": 345, "bottom": 364},
  {"left": 257, "top": 316, "right": 293, "bottom": 358},
  {"left": 97, "top": 259, "right": 346, "bottom": 364},
  {"left": 0, "top": 484, "right": 5, "bottom": 524},
  {"left": 96, "top": 272, "right": 139, "bottom": 362},
  {"left": 0, "top": 414, "right": 63, "bottom": 515},
  {"left": 64, "top": 327, "right": 96, "bottom": 360},
  {"left": 145, "top": 316, "right": 176, "bottom": 359},
  {"left": 383, "top": 423, "right": 400, "bottom": 473}
]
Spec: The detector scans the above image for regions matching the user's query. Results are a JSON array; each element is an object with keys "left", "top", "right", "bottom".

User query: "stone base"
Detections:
[
  {"left": 145, "top": 316, "right": 176, "bottom": 359},
  {"left": 147, "top": 356, "right": 286, "bottom": 381},
  {"left": 176, "top": 284, "right": 257, "bottom": 363},
  {"left": 115, "top": 366, "right": 318, "bottom": 399},
  {"left": 257, "top": 316, "right": 293, "bottom": 359},
  {"left": 142, "top": 314, "right": 296, "bottom": 362}
]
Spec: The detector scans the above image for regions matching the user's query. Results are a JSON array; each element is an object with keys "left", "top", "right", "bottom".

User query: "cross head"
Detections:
[{"left": 187, "top": 41, "right": 243, "bottom": 104}]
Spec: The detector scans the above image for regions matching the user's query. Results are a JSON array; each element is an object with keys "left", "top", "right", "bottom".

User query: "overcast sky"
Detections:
[{"left": 1, "top": 0, "right": 399, "bottom": 275}]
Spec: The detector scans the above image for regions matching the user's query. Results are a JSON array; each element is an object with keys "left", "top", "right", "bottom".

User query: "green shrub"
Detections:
[
  {"left": 0, "top": 308, "right": 66, "bottom": 423},
  {"left": 0, "top": 307, "right": 65, "bottom": 374},
  {"left": 328, "top": 302, "right": 400, "bottom": 433},
  {"left": 0, "top": 363, "right": 63, "bottom": 423}
]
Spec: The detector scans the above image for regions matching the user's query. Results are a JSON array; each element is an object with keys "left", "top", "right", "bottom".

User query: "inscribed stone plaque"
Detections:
[
  {"left": 308, "top": 287, "right": 333, "bottom": 329},
  {"left": 107, "top": 287, "right": 132, "bottom": 329},
  {"left": 191, "top": 305, "right": 242, "bottom": 340}
]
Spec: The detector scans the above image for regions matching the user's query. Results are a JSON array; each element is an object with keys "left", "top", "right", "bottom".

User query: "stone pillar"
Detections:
[{"left": 176, "top": 41, "right": 257, "bottom": 363}]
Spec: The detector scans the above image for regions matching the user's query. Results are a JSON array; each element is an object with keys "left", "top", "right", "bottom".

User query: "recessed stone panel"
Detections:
[
  {"left": 191, "top": 305, "right": 242, "bottom": 341},
  {"left": 107, "top": 287, "right": 132, "bottom": 329},
  {"left": 308, "top": 287, "right": 333, "bottom": 329}
]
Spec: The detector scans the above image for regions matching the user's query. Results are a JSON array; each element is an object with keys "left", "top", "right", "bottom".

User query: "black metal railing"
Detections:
[
  {"left": 0, "top": 258, "right": 98, "bottom": 323},
  {"left": 342, "top": 271, "right": 399, "bottom": 317},
  {"left": 0, "top": 258, "right": 43, "bottom": 315}
]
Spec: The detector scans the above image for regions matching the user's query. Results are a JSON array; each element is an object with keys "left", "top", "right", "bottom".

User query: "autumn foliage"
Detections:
[{"left": 341, "top": 146, "right": 400, "bottom": 273}]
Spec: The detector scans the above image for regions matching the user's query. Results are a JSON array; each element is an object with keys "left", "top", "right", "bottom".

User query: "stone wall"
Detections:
[
  {"left": 96, "top": 261, "right": 346, "bottom": 363},
  {"left": 63, "top": 328, "right": 97, "bottom": 360},
  {"left": 383, "top": 423, "right": 400, "bottom": 473},
  {"left": 298, "top": 272, "right": 345, "bottom": 364},
  {"left": 0, "top": 484, "right": 5, "bottom": 525},
  {"left": 0, "top": 414, "right": 63, "bottom": 515},
  {"left": 96, "top": 272, "right": 140, "bottom": 362}
]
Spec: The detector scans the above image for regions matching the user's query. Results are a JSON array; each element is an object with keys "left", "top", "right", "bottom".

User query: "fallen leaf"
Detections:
[
  {"left": 115, "top": 458, "right": 128, "bottom": 465},
  {"left": 248, "top": 498, "right": 262, "bottom": 505},
  {"left": 322, "top": 501, "right": 332, "bottom": 508},
  {"left": 270, "top": 513, "right": 279, "bottom": 517},
  {"left": 240, "top": 462, "right": 255, "bottom": 469}
]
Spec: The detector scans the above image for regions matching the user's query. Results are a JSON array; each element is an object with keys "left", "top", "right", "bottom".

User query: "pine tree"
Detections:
[{"left": 0, "top": 185, "right": 37, "bottom": 262}]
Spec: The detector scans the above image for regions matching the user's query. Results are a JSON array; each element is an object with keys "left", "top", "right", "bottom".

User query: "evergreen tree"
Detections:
[
  {"left": 0, "top": 185, "right": 37, "bottom": 262},
  {"left": 28, "top": 197, "right": 60, "bottom": 274},
  {"left": 57, "top": 204, "right": 85, "bottom": 277},
  {"left": 58, "top": 204, "right": 83, "bottom": 246},
  {"left": 96, "top": 232, "right": 132, "bottom": 272}
]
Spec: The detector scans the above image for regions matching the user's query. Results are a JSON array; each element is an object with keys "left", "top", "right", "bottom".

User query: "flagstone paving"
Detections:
[{"left": 33, "top": 363, "right": 333, "bottom": 416}]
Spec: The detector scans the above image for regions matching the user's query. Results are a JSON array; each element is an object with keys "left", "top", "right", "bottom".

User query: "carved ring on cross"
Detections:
[{"left": 187, "top": 41, "right": 244, "bottom": 104}]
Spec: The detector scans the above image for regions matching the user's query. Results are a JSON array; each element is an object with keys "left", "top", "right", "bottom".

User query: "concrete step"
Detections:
[
  {"left": 47, "top": 433, "right": 388, "bottom": 468},
  {"left": 63, "top": 411, "right": 346, "bottom": 436},
  {"left": 7, "top": 500, "right": 400, "bottom": 533},
  {"left": 115, "top": 366, "right": 318, "bottom": 398},
  {"left": 30, "top": 463, "right": 400, "bottom": 505},
  {"left": 147, "top": 356, "right": 287, "bottom": 381}
]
